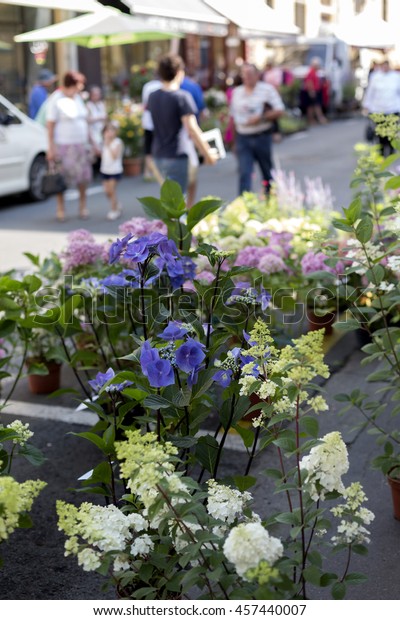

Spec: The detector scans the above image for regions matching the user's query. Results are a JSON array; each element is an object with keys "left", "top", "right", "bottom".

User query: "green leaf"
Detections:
[
  {"left": 137, "top": 196, "right": 167, "bottom": 221},
  {"left": 186, "top": 198, "right": 222, "bottom": 231},
  {"left": 320, "top": 572, "right": 338, "bottom": 587},
  {"left": 71, "top": 431, "right": 105, "bottom": 453},
  {"left": 333, "top": 218, "right": 353, "bottom": 233},
  {"left": 18, "top": 444, "right": 45, "bottom": 466},
  {"left": 344, "top": 197, "right": 362, "bottom": 224},
  {"left": 23, "top": 274, "right": 42, "bottom": 294},
  {"left": 344, "top": 572, "right": 368, "bottom": 585},
  {"left": 366, "top": 264, "right": 385, "bottom": 285},
  {"left": 384, "top": 175, "right": 400, "bottom": 190},
  {"left": 232, "top": 475, "right": 257, "bottom": 491},
  {"left": 195, "top": 435, "right": 219, "bottom": 473},
  {"left": 234, "top": 424, "right": 254, "bottom": 448},
  {"left": 301, "top": 415, "right": 319, "bottom": 438},
  {"left": 331, "top": 581, "right": 346, "bottom": 599},
  {"left": 303, "top": 565, "right": 321, "bottom": 586},
  {"left": 143, "top": 394, "right": 173, "bottom": 409},
  {"left": 0, "top": 319, "right": 15, "bottom": 337},
  {"left": 356, "top": 217, "right": 373, "bottom": 243},
  {"left": 160, "top": 179, "right": 186, "bottom": 216},
  {"left": 23, "top": 252, "right": 40, "bottom": 267}
]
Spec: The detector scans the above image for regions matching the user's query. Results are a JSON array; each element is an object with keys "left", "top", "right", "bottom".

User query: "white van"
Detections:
[{"left": 0, "top": 94, "right": 48, "bottom": 200}]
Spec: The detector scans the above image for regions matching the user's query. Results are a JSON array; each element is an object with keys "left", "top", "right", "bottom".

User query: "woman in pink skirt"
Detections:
[{"left": 46, "top": 71, "right": 93, "bottom": 222}]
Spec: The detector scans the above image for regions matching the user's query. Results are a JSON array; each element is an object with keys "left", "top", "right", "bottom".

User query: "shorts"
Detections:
[
  {"left": 101, "top": 173, "right": 122, "bottom": 181},
  {"left": 144, "top": 130, "right": 153, "bottom": 156}
]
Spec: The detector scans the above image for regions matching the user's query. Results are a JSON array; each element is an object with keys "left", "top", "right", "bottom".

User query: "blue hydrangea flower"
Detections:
[
  {"left": 140, "top": 341, "right": 160, "bottom": 377},
  {"left": 213, "top": 369, "right": 233, "bottom": 388},
  {"left": 146, "top": 358, "right": 175, "bottom": 388},
  {"left": 159, "top": 322, "right": 188, "bottom": 341},
  {"left": 88, "top": 368, "right": 132, "bottom": 393},
  {"left": 170, "top": 256, "right": 197, "bottom": 289},
  {"left": 175, "top": 338, "right": 206, "bottom": 373},
  {"left": 109, "top": 233, "right": 133, "bottom": 265}
]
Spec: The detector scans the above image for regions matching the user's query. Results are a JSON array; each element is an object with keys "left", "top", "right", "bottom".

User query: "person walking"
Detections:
[
  {"left": 141, "top": 75, "right": 162, "bottom": 181},
  {"left": 180, "top": 72, "right": 207, "bottom": 208},
  {"left": 46, "top": 71, "right": 93, "bottom": 222},
  {"left": 147, "top": 53, "right": 217, "bottom": 197},
  {"left": 230, "top": 62, "right": 284, "bottom": 195},
  {"left": 86, "top": 85, "right": 107, "bottom": 174},
  {"left": 303, "top": 57, "right": 327, "bottom": 125},
  {"left": 28, "top": 68, "right": 57, "bottom": 120},
  {"left": 363, "top": 60, "right": 400, "bottom": 156},
  {"left": 100, "top": 121, "right": 123, "bottom": 221}
]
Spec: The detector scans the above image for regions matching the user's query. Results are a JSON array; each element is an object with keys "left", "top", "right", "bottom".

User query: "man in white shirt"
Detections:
[
  {"left": 363, "top": 60, "right": 400, "bottom": 155},
  {"left": 231, "top": 63, "right": 284, "bottom": 194}
]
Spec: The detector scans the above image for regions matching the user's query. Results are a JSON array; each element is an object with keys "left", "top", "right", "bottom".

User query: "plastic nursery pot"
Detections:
[
  {"left": 387, "top": 468, "right": 400, "bottom": 521},
  {"left": 306, "top": 308, "right": 337, "bottom": 336},
  {"left": 27, "top": 360, "right": 62, "bottom": 395}
]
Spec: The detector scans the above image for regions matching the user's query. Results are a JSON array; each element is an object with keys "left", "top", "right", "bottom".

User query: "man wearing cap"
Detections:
[{"left": 28, "top": 68, "right": 57, "bottom": 120}]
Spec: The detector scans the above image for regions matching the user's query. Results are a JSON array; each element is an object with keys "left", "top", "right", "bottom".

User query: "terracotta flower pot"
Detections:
[
  {"left": 123, "top": 157, "right": 142, "bottom": 177},
  {"left": 27, "top": 360, "right": 62, "bottom": 395},
  {"left": 306, "top": 308, "right": 337, "bottom": 335},
  {"left": 387, "top": 470, "right": 400, "bottom": 521},
  {"left": 243, "top": 393, "right": 264, "bottom": 422}
]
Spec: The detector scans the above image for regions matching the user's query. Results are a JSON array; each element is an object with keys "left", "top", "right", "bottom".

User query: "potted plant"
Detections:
[
  {"left": 300, "top": 250, "right": 345, "bottom": 335},
  {"left": 387, "top": 464, "right": 400, "bottom": 521},
  {"left": 111, "top": 105, "right": 144, "bottom": 176},
  {"left": 26, "top": 329, "right": 64, "bottom": 394}
]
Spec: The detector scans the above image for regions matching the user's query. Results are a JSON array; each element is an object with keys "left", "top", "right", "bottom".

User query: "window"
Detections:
[{"left": 295, "top": 2, "right": 306, "bottom": 33}]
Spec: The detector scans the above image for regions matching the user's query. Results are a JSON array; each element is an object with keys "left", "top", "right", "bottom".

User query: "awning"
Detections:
[
  {"left": 0, "top": 0, "right": 105, "bottom": 12},
  {"left": 203, "top": 0, "right": 299, "bottom": 37},
  {"left": 126, "top": 0, "right": 229, "bottom": 36}
]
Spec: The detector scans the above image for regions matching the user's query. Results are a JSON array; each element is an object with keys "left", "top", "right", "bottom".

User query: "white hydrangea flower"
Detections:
[
  {"left": 307, "top": 395, "right": 329, "bottom": 413},
  {"left": 6, "top": 420, "right": 33, "bottom": 446},
  {"left": 300, "top": 432, "right": 349, "bottom": 500},
  {"left": 387, "top": 255, "right": 400, "bottom": 273},
  {"left": 207, "top": 480, "right": 252, "bottom": 524},
  {"left": 77, "top": 548, "right": 101, "bottom": 572},
  {"left": 130, "top": 534, "right": 154, "bottom": 557},
  {"left": 239, "top": 375, "right": 257, "bottom": 396},
  {"left": 113, "top": 554, "right": 130, "bottom": 572},
  {"left": 330, "top": 482, "right": 375, "bottom": 546},
  {"left": 378, "top": 281, "right": 395, "bottom": 292},
  {"left": 223, "top": 522, "right": 283, "bottom": 579},
  {"left": 257, "top": 380, "right": 278, "bottom": 400}
]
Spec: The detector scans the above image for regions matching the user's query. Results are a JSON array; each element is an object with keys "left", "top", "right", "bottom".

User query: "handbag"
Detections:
[
  {"left": 41, "top": 164, "right": 67, "bottom": 196},
  {"left": 365, "top": 119, "right": 375, "bottom": 143}
]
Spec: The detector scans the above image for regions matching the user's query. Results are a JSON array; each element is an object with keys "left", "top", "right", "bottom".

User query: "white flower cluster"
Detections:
[
  {"left": 207, "top": 480, "right": 252, "bottom": 524},
  {"left": 387, "top": 255, "right": 400, "bottom": 273},
  {"left": 223, "top": 522, "right": 283, "bottom": 579},
  {"left": 115, "top": 430, "right": 190, "bottom": 512},
  {"left": 0, "top": 476, "right": 46, "bottom": 541},
  {"left": 57, "top": 500, "right": 152, "bottom": 573},
  {"left": 300, "top": 432, "right": 349, "bottom": 501},
  {"left": 345, "top": 239, "right": 384, "bottom": 275},
  {"left": 331, "top": 482, "right": 375, "bottom": 546},
  {"left": 3, "top": 420, "right": 33, "bottom": 446}
]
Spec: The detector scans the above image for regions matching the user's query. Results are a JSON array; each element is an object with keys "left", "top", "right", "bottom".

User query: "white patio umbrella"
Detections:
[
  {"left": 333, "top": 6, "right": 397, "bottom": 49},
  {"left": 14, "top": 6, "right": 180, "bottom": 48},
  {"left": 0, "top": 0, "right": 105, "bottom": 12}
]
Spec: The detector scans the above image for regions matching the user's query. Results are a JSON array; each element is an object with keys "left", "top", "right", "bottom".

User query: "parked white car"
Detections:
[{"left": 0, "top": 94, "right": 48, "bottom": 200}]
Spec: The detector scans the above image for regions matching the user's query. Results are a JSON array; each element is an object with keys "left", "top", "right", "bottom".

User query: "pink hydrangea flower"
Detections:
[
  {"left": 62, "top": 229, "right": 105, "bottom": 272},
  {"left": 301, "top": 251, "right": 344, "bottom": 276},
  {"left": 118, "top": 217, "right": 167, "bottom": 238}
]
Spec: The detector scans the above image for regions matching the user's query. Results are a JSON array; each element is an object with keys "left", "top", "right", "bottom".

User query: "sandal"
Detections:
[
  {"left": 79, "top": 210, "right": 90, "bottom": 220},
  {"left": 56, "top": 214, "right": 66, "bottom": 223}
]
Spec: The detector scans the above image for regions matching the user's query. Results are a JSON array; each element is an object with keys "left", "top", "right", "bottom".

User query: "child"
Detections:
[{"left": 100, "top": 121, "right": 123, "bottom": 220}]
